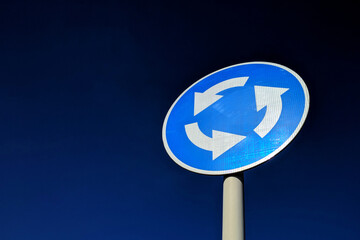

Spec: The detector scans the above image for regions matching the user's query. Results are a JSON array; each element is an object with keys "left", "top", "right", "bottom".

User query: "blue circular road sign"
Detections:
[{"left": 162, "top": 62, "right": 309, "bottom": 175}]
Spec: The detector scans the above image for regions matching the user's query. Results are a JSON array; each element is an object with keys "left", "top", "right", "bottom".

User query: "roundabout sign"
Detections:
[{"left": 162, "top": 62, "right": 309, "bottom": 175}]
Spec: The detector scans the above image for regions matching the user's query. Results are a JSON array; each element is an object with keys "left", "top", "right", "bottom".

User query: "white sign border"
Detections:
[{"left": 162, "top": 61, "right": 310, "bottom": 175}]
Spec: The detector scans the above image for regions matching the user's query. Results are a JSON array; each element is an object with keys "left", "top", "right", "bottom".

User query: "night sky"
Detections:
[{"left": 0, "top": 1, "right": 359, "bottom": 239}]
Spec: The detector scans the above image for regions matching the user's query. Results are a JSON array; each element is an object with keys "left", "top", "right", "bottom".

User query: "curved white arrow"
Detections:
[
  {"left": 185, "top": 122, "right": 246, "bottom": 160},
  {"left": 254, "top": 86, "right": 289, "bottom": 138},
  {"left": 194, "top": 77, "right": 249, "bottom": 115}
]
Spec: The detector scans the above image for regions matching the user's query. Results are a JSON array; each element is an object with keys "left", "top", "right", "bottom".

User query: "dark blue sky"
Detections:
[{"left": 0, "top": 1, "right": 359, "bottom": 239}]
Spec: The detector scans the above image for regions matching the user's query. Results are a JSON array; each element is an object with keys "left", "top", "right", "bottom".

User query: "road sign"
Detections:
[{"left": 162, "top": 62, "right": 309, "bottom": 175}]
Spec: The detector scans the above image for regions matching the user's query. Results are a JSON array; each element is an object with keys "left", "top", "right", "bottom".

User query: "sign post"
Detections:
[
  {"left": 162, "top": 62, "right": 309, "bottom": 239},
  {"left": 223, "top": 173, "right": 244, "bottom": 240}
]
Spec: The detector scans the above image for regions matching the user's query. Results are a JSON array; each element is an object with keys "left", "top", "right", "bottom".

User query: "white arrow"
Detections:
[
  {"left": 254, "top": 86, "right": 289, "bottom": 138},
  {"left": 185, "top": 122, "right": 246, "bottom": 160},
  {"left": 194, "top": 77, "right": 249, "bottom": 116}
]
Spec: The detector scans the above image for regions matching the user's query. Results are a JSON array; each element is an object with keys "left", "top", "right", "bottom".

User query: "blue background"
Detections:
[
  {"left": 0, "top": 1, "right": 359, "bottom": 240},
  {"left": 165, "top": 63, "right": 306, "bottom": 172}
]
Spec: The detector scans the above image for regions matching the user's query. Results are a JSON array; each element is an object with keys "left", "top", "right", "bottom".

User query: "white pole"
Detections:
[{"left": 222, "top": 173, "right": 244, "bottom": 240}]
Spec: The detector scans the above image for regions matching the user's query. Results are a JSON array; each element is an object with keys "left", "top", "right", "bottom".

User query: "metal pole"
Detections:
[{"left": 222, "top": 172, "right": 244, "bottom": 240}]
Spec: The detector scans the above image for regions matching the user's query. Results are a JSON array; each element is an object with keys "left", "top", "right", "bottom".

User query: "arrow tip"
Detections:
[
  {"left": 254, "top": 86, "right": 289, "bottom": 111},
  {"left": 194, "top": 92, "right": 222, "bottom": 116},
  {"left": 212, "top": 130, "right": 246, "bottom": 160}
]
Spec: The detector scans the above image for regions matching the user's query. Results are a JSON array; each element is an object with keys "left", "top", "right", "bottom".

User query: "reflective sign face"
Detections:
[{"left": 162, "top": 62, "right": 310, "bottom": 175}]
